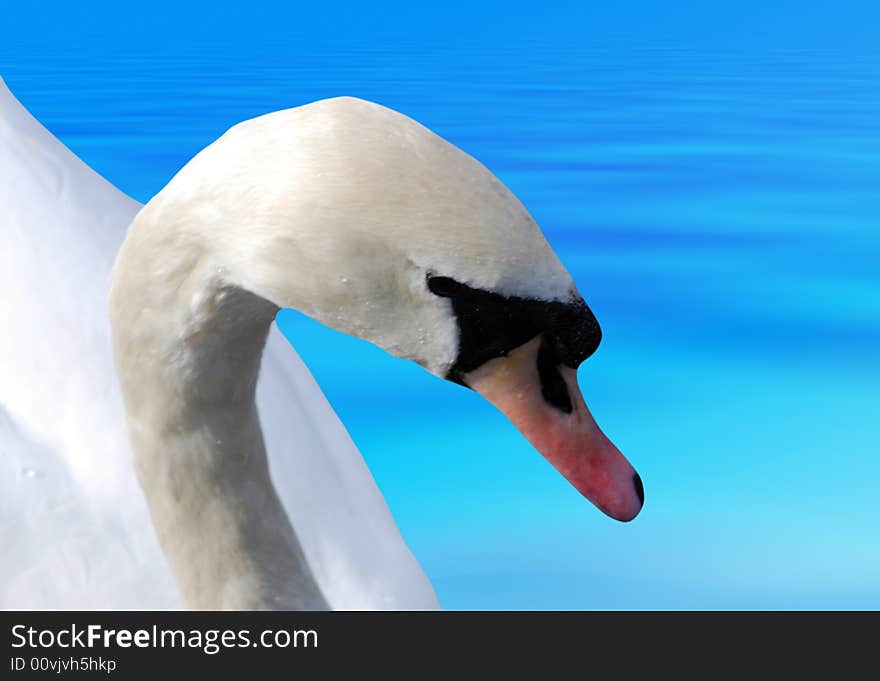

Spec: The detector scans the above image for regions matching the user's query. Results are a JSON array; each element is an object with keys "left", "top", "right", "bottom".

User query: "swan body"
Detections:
[{"left": 3, "top": 79, "right": 643, "bottom": 609}]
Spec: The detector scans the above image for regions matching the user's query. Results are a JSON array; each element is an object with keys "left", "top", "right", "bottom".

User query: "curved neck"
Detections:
[{"left": 110, "top": 243, "right": 328, "bottom": 610}]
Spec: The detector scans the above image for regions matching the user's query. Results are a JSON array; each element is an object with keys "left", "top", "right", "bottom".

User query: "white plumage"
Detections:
[{"left": 0, "top": 79, "right": 438, "bottom": 609}]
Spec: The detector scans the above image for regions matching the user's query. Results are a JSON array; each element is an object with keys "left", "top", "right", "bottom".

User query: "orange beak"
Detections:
[{"left": 462, "top": 336, "right": 643, "bottom": 522}]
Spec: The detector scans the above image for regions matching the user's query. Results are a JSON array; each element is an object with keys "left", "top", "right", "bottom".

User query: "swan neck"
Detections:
[{"left": 109, "top": 236, "right": 327, "bottom": 610}]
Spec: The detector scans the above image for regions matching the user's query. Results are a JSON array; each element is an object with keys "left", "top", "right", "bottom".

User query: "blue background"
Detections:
[{"left": 2, "top": 1, "right": 878, "bottom": 608}]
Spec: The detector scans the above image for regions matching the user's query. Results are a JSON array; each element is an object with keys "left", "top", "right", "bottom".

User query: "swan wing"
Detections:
[
  {"left": 0, "top": 76, "right": 178, "bottom": 608},
  {"left": 260, "top": 328, "right": 439, "bottom": 608}
]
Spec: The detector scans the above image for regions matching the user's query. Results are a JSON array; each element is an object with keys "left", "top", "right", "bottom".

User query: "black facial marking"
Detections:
[
  {"left": 536, "top": 339, "right": 573, "bottom": 413},
  {"left": 426, "top": 274, "right": 602, "bottom": 388}
]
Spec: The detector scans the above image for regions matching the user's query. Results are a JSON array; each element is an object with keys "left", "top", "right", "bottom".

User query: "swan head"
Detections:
[{"left": 148, "top": 96, "right": 643, "bottom": 522}]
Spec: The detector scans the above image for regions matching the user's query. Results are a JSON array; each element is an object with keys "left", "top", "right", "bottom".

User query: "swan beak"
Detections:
[{"left": 462, "top": 336, "right": 644, "bottom": 522}]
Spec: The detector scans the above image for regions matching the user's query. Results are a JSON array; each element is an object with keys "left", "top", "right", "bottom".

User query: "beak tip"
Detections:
[
  {"left": 633, "top": 472, "right": 645, "bottom": 506},
  {"left": 603, "top": 473, "right": 645, "bottom": 523},
  {"left": 615, "top": 509, "right": 641, "bottom": 523}
]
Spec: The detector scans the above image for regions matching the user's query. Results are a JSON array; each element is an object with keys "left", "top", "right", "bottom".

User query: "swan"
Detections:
[{"left": 0, "top": 77, "right": 643, "bottom": 609}]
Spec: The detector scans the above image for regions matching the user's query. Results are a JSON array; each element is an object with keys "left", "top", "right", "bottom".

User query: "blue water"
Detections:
[{"left": 3, "top": 2, "right": 878, "bottom": 608}]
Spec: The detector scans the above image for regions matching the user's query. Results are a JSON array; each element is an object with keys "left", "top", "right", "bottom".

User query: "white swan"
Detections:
[{"left": 1, "top": 78, "right": 642, "bottom": 609}]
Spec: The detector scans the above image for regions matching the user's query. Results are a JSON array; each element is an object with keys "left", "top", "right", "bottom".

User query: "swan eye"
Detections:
[{"left": 427, "top": 276, "right": 460, "bottom": 298}]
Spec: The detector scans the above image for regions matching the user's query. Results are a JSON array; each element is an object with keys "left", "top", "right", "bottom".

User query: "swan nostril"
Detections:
[
  {"left": 633, "top": 473, "right": 645, "bottom": 506},
  {"left": 536, "top": 341, "right": 572, "bottom": 414}
]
